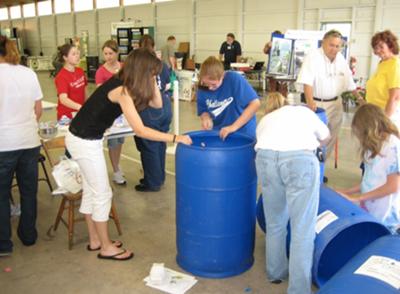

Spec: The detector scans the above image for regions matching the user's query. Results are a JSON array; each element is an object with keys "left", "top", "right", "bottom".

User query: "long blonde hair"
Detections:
[
  {"left": 265, "top": 92, "right": 289, "bottom": 114},
  {"left": 0, "top": 35, "right": 20, "bottom": 65},
  {"left": 352, "top": 104, "right": 399, "bottom": 160}
]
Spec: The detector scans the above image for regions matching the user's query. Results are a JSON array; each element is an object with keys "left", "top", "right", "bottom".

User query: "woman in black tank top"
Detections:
[{"left": 65, "top": 49, "right": 191, "bottom": 261}]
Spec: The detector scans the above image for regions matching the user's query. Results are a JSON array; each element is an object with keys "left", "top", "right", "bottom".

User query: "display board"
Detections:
[
  {"left": 116, "top": 26, "right": 154, "bottom": 62},
  {"left": 267, "top": 33, "right": 293, "bottom": 75},
  {"left": 293, "top": 39, "right": 318, "bottom": 77},
  {"left": 267, "top": 30, "right": 349, "bottom": 78}
]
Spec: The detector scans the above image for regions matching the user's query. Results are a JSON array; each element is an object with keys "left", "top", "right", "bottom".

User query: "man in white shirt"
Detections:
[{"left": 297, "top": 30, "right": 360, "bottom": 169}]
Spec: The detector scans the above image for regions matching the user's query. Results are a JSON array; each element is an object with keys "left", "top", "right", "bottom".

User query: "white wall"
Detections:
[
  {"left": 195, "top": 0, "right": 241, "bottom": 61},
  {"left": 75, "top": 11, "right": 97, "bottom": 56},
  {"left": 156, "top": 0, "right": 192, "bottom": 51},
  {"left": 0, "top": 0, "right": 398, "bottom": 79},
  {"left": 39, "top": 16, "right": 56, "bottom": 56},
  {"left": 56, "top": 13, "right": 74, "bottom": 47},
  {"left": 97, "top": 7, "right": 121, "bottom": 55},
  {"left": 243, "top": 0, "right": 298, "bottom": 62}
]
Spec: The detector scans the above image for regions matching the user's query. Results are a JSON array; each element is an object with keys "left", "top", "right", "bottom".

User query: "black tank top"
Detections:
[{"left": 69, "top": 77, "right": 123, "bottom": 139}]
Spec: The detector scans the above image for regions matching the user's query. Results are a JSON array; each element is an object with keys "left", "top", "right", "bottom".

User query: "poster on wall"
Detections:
[{"left": 267, "top": 35, "right": 293, "bottom": 75}]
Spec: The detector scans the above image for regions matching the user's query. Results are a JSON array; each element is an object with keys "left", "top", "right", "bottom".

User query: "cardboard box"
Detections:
[
  {"left": 185, "top": 58, "right": 195, "bottom": 70},
  {"left": 178, "top": 42, "right": 190, "bottom": 53}
]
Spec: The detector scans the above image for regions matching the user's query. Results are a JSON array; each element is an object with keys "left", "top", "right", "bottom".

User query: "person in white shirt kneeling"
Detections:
[{"left": 255, "top": 92, "right": 330, "bottom": 294}]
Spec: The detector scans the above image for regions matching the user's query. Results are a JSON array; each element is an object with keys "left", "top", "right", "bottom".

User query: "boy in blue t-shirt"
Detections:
[{"left": 197, "top": 56, "right": 260, "bottom": 139}]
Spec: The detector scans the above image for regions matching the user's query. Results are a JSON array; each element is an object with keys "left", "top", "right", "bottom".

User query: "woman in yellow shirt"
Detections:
[{"left": 366, "top": 30, "right": 400, "bottom": 121}]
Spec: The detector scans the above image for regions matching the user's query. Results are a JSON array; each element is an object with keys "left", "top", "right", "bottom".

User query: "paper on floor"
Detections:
[{"left": 144, "top": 267, "right": 197, "bottom": 294}]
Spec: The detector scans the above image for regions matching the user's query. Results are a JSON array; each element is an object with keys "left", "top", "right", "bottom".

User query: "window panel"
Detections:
[
  {"left": 74, "top": 0, "right": 94, "bottom": 12},
  {"left": 96, "top": 0, "right": 120, "bottom": 9},
  {"left": 10, "top": 5, "right": 21, "bottom": 19},
  {"left": 0, "top": 8, "right": 8, "bottom": 20},
  {"left": 54, "top": 0, "right": 71, "bottom": 14},
  {"left": 38, "top": 0, "right": 52, "bottom": 16},
  {"left": 124, "top": 0, "right": 151, "bottom": 5},
  {"left": 23, "top": 3, "right": 36, "bottom": 18}
]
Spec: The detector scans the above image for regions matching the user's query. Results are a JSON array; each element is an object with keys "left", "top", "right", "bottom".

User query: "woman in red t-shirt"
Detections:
[
  {"left": 95, "top": 40, "right": 126, "bottom": 185},
  {"left": 95, "top": 40, "right": 122, "bottom": 84},
  {"left": 55, "top": 44, "right": 87, "bottom": 120}
]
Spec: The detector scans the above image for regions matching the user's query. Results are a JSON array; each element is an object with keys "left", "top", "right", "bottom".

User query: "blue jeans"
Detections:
[
  {"left": 134, "top": 94, "right": 172, "bottom": 188},
  {"left": 0, "top": 146, "right": 40, "bottom": 252},
  {"left": 256, "top": 149, "right": 320, "bottom": 294}
]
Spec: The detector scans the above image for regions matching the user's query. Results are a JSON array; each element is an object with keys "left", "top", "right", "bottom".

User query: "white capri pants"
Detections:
[{"left": 65, "top": 131, "right": 112, "bottom": 222}]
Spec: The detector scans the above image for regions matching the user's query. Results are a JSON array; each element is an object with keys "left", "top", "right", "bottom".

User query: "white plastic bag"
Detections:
[{"left": 52, "top": 156, "right": 82, "bottom": 194}]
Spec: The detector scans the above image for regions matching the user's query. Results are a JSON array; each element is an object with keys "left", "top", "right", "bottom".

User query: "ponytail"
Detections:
[{"left": 57, "top": 43, "right": 74, "bottom": 64}]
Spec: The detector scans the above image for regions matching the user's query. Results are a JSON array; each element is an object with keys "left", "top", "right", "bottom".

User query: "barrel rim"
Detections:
[
  {"left": 312, "top": 219, "right": 391, "bottom": 287},
  {"left": 178, "top": 130, "right": 255, "bottom": 151}
]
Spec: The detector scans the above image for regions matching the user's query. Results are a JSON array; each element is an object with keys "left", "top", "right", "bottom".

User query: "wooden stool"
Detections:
[
  {"left": 42, "top": 137, "right": 123, "bottom": 249},
  {"left": 52, "top": 194, "right": 122, "bottom": 250}
]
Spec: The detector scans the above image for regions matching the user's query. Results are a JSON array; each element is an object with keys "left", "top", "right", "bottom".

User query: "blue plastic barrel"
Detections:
[
  {"left": 256, "top": 186, "right": 391, "bottom": 287},
  {"left": 315, "top": 107, "right": 327, "bottom": 183},
  {"left": 318, "top": 235, "right": 400, "bottom": 294},
  {"left": 175, "top": 131, "right": 257, "bottom": 278},
  {"left": 312, "top": 187, "right": 391, "bottom": 286}
]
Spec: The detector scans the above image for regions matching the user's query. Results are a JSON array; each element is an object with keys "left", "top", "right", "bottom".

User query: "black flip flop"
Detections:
[
  {"left": 87, "top": 240, "right": 123, "bottom": 251},
  {"left": 97, "top": 249, "right": 134, "bottom": 261}
]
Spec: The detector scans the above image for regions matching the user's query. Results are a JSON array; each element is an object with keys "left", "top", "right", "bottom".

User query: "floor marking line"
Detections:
[{"left": 119, "top": 153, "right": 176, "bottom": 177}]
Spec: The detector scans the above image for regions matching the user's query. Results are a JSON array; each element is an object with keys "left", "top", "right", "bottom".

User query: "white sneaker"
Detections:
[{"left": 113, "top": 171, "right": 127, "bottom": 185}]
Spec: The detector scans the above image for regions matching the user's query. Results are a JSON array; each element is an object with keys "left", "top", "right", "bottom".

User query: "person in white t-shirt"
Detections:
[
  {"left": 0, "top": 36, "right": 43, "bottom": 256},
  {"left": 255, "top": 92, "right": 330, "bottom": 294},
  {"left": 336, "top": 104, "right": 400, "bottom": 233},
  {"left": 297, "top": 30, "right": 361, "bottom": 176}
]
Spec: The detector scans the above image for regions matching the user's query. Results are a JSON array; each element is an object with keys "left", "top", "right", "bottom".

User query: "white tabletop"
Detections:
[
  {"left": 42, "top": 100, "right": 57, "bottom": 110},
  {"left": 58, "top": 124, "right": 135, "bottom": 140}
]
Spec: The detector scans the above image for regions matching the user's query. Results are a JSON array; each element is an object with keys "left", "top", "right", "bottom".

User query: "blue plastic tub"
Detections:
[
  {"left": 176, "top": 131, "right": 257, "bottom": 278},
  {"left": 256, "top": 186, "right": 391, "bottom": 287},
  {"left": 318, "top": 235, "right": 400, "bottom": 294}
]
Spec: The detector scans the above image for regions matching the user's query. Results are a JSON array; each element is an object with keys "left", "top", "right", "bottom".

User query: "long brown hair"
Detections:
[
  {"left": 352, "top": 104, "right": 399, "bottom": 160},
  {"left": 0, "top": 35, "right": 20, "bottom": 65},
  {"left": 102, "top": 39, "right": 119, "bottom": 53},
  {"left": 117, "top": 48, "right": 162, "bottom": 112},
  {"left": 139, "top": 34, "right": 155, "bottom": 51},
  {"left": 57, "top": 43, "right": 75, "bottom": 63}
]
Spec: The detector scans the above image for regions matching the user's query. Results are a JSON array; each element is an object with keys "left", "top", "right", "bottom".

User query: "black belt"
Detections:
[{"left": 314, "top": 96, "right": 338, "bottom": 102}]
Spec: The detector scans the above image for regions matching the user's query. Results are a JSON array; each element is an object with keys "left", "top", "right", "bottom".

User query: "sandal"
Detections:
[
  {"left": 97, "top": 249, "right": 134, "bottom": 261},
  {"left": 87, "top": 240, "right": 123, "bottom": 251}
]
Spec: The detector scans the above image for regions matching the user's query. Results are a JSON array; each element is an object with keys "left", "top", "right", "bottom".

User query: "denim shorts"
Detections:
[{"left": 107, "top": 137, "right": 125, "bottom": 149}]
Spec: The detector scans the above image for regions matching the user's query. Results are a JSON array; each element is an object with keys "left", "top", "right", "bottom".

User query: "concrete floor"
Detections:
[{"left": 0, "top": 72, "right": 362, "bottom": 294}]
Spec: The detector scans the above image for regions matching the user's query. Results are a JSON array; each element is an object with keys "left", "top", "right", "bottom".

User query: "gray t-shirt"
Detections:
[{"left": 161, "top": 43, "right": 175, "bottom": 68}]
